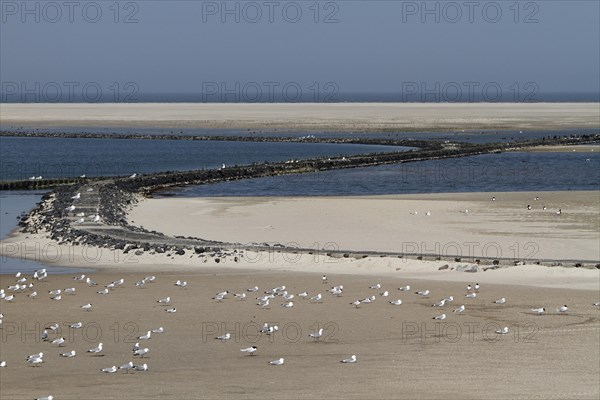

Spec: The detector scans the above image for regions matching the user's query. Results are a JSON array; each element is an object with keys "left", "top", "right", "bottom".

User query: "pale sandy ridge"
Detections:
[
  {"left": 2, "top": 103, "right": 599, "bottom": 131},
  {"left": 128, "top": 191, "right": 600, "bottom": 262}
]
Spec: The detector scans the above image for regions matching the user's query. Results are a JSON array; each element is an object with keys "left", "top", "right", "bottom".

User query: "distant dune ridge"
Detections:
[{"left": 1, "top": 103, "right": 599, "bottom": 131}]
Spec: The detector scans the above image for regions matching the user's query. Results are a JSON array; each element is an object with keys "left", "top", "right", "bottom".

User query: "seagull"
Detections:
[
  {"left": 157, "top": 297, "right": 171, "bottom": 305},
  {"left": 531, "top": 307, "right": 545, "bottom": 315},
  {"left": 556, "top": 305, "right": 568, "bottom": 313},
  {"left": 257, "top": 299, "right": 270, "bottom": 308},
  {"left": 93, "top": 215, "right": 100, "bottom": 223},
  {"left": 97, "top": 289, "right": 109, "bottom": 295},
  {"left": 235, "top": 293, "right": 246, "bottom": 301},
  {"left": 389, "top": 299, "right": 402, "bottom": 305},
  {"left": 27, "top": 352, "right": 43, "bottom": 361},
  {"left": 40, "top": 329, "right": 48, "bottom": 341},
  {"left": 165, "top": 308, "right": 177, "bottom": 313},
  {"left": 341, "top": 355, "right": 357, "bottom": 363},
  {"left": 432, "top": 299, "right": 446, "bottom": 307},
  {"left": 119, "top": 362, "right": 134, "bottom": 373},
  {"left": 416, "top": 290, "right": 430, "bottom": 297},
  {"left": 144, "top": 276, "right": 156, "bottom": 283},
  {"left": 381, "top": 291, "right": 389, "bottom": 297},
  {"left": 474, "top": 283, "right": 480, "bottom": 291},
  {"left": 240, "top": 346, "right": 258, "bottom": 355},
  {"left": 69, "top": 322, "right": 83, "bottom": 329},
  {"left": 310, "top": 294, "right": 322, "bottom": 303},
  {"left": 71, "top": 193, "right": 81, "bottom": 200},
  {"left": 491, "top": 197, "right": 496, "bottom": 201},
  {"left": 132, "top": 342, "right": 140, "bottom": 352},
  {"left": 101, "top": 366, "right": 117, "bottom": 373},
  {"left": 175, "top": 280, "right": 187, "bottom": 288},
  {"left": 47, "top": 323, "right": 59, "bottom": 331},
  {"left": 247, "top": 286, "right": 259, "bottom": 292},
  {"left": 351, "top": 300, "right": 361, "bottom": 308},
  {"left": 27, "top": 357, "right": 44, "bottom": 366},
  {"left": 52, "top": 337, "right": 66, "bottom": 346},
  {"left": 556, "top": 209, "right": 562, "bottom": 215},
  {"left": 282, "top": 301, "right": 294, "bottom": 308},
  {"left": 152, "top": 327, "right": 164, "bottom": 334},
  {"left": 465, "top": 293, "right": 477, "bottom": 298},
  {"left": 0, "top": 361, "right": 5, "bottom": 368},
  {"left": 134, "top": 363, "right": 148, "bottom": 371},
  {"left": 73, "top": 274, "right": 86, "bottom": 281},
  {"left": 86, "top": 277, "right": 97, "bottom": 286},
  {"left": 138, "top": 331, "right": 151, "bottom": 340},
  {"left": 216, "top": 333, "right": 231, "bottom": 341},
  {"left": 370, "top": 284, "right": 381, "bottom": 290},
  {"left": 65, "top": 205, "right": 75, "bottom": 212},
  {"left": 398, "top": 285, "right": 410, "bottom": 291},
  {"left": 269, "top": 358, "right": 285, "bottom": 365},
  {"left": 496, "top": 327, "right": 509, "bottom": 335},
  {"left": 494, "top": 298, "right": 506, "bottom": 304},
  {"left": 87, "top": 343, "right": 103, "bottom": 354},
  {"left": 298, "top": 292, "right": 308, "bottom": 298},
  {"left": 444, "top": 296, "right": 454, "bottom": 303},
  {"left": 130, "top": 173, "right": 137, "bottom": 179},
  {"left": 594, "top": 302, "right": 600, "bottom": 307},
  {"left": 433, "top": 314, "right": 446, "bottom": 321},
  {"left": 309, "top": 328, "right": 324, "bottom": 341},
  {"left": 29, "top": 291, "right": 38, "bottom": 299},
  {"left": 134, "top": 348, "right": 149, "bottom": 358},
  {"left": 466, "top": 284, "right": 472, "bottom": 291},
  {"left": 453, "top": 305, "right": 465, "bottom": 314},
  {"left": 81, "top": 303, "right": 92, "bottom": 311},
  {"left": 322, "top": 275, "right": 327, "bottom": 284},
  {"left": 60, "top": 350, "right": 76, "bottom": 358},
  {"left": 48, "top": 289, "right": 61, "bottom": 296}
]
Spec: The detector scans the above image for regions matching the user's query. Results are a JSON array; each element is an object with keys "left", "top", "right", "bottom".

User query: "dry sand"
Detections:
[
  {"left": 128, "top": 191, "right": 600, "bottom": 262},
  {"left": 0, "top": 270, "right": 599, "bottom": 400},
  {"left": 2, "top": 103, "right": 599, "bottom": 131}
]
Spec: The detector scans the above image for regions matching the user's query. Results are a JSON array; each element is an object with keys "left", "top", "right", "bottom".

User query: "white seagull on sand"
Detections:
[
  {"left": 453, "top": 305, "right": 465, "bottom": 314},
  {"left": 240, "top": 346, "right": 257, "bottom": 355},
  {"left": 309, "top": 328, "right": 324, "bottom": 341},
  {"left": 87, "top": 343, "right": 103, "bottom": 354},
  {"left": 416, "top": 290, "right": 430, "bottom": 297},
  {"left": 556, "top": 305, "right": 568, "bottom": 313},
  {"left": 494, "top": 298, "right": 506, "bottom": 304},
  {"left": 138, "top": 331, "right": 151, "bottom": 340},
  {"left": 134, "top": 348, "right": 149, "bottom": 358},
  {"left": 341, "top": 355, "right": 357, "bottom": 363},
  {"left": 398, "top": 285, "right": 410, "bottom": 291},
  {"left": 496, "top": 327, "right": 509, "bottom": 335},
  {"left": 269, "top": 358, "right": 285, "bottom": 365},
  {"left": 531, "top": 307, "right": 545, "bottom": 315},
  {"left": 101, "top": 365, "right": 117, "bottom": 373},
  {"left": 389, "top": 299, "right": 402, "bottom": 305},
  {"left": 60, "top": 350, "right": 76, "bottom": 358},
  {"left": 433, "top": 314, "right": 446, "bottom": 321}
]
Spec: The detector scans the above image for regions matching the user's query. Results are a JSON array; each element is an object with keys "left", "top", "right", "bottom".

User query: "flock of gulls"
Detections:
[{"left": 1, "top": 270, "right": 599, "bottom": 400}]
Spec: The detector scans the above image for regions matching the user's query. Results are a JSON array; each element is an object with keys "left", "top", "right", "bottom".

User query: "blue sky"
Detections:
[{"left": 1, "top": 0, "right": 599, "bottom": 101}]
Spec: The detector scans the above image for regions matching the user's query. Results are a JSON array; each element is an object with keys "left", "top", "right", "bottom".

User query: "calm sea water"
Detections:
[
  {"left": 0, "top": 137, "right": 405, "bottom": 181},
  {"left": 166, "top": 151, "right": 600, "bottom": 197}
]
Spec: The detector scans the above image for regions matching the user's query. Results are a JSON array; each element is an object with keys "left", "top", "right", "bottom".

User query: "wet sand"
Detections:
[{"left": 0, "top": 270, "right": 599, "bottom": 400}]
